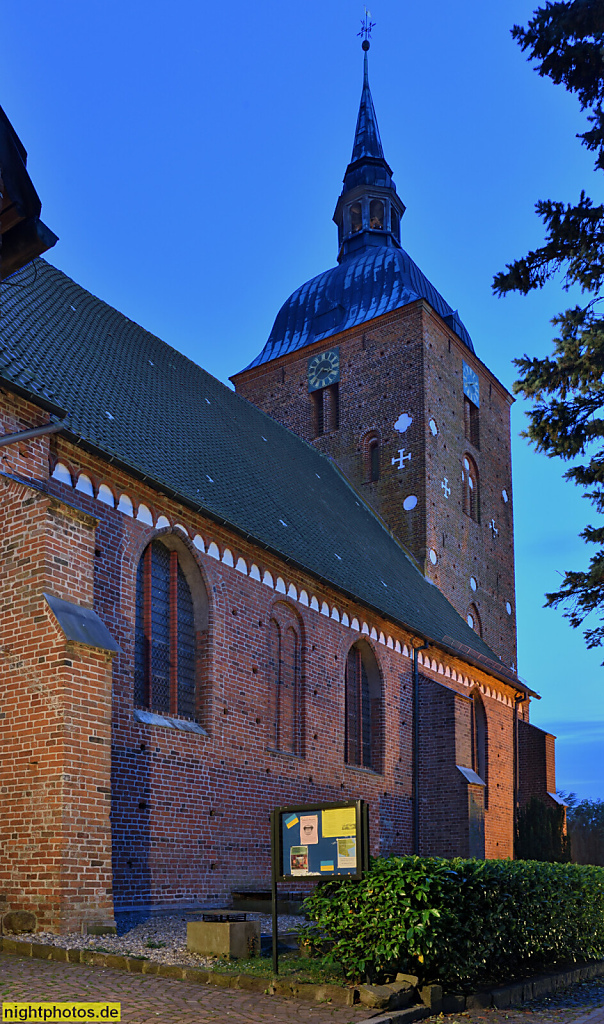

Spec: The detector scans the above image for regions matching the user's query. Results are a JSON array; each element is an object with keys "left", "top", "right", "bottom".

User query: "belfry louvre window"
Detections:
[
  {"left": 345, "top": 641, "right": 382, "bottom": 772},
  {"left": 134, "top": 539, "right": 197, "bottom": 719}
]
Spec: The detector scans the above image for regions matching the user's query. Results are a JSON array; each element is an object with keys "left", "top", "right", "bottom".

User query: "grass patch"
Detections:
[{"left": 206, "top": 951, "right": 347, "bottom": 986}]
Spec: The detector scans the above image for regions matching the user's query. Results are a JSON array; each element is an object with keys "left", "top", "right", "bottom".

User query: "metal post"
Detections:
[{"left": 270, "top": 810, "right": 279, "bottom": 976}]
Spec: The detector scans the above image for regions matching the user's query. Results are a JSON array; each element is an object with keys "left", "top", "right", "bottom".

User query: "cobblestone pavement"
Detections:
[
  {"left": 0, "top": 952, "right": 368, "bottom": 1023},
  {"left": 1, "top": 954, "right": 603, "bottom": 1024}
]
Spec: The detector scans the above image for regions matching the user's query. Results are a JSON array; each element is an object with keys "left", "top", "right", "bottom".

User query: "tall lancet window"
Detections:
[
  {"left": 345, "top": 641, "right": 382, "bottom": 772},
  {"left": 134, "top": 538, "right": 206, "bottom": 721},
  {"left": 268, "top": 602, "right": 304, "bottom": 755}
]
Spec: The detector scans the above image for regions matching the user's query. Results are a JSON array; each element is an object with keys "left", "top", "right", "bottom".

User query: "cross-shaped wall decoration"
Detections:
[
  {"left": 391, "top": 449, "right": 411, "bottom": 470},
  {"left": 489, "top": 519, "right": 499, "bottom": 537},
  {"left": 441, "top": 477, "right": 450, "bottom": 498}
]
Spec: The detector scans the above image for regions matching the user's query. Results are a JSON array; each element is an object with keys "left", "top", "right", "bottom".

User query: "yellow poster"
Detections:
[{"left": 322, "top": 806, "right": 356, "bottom": 837}]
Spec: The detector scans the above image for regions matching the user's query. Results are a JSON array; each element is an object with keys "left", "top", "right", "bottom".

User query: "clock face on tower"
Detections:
[
  {"left": 462, "top": 361, "right": 480, "bottom": 406},
  {"left": 308, "top": 348, "right": 340, "bottom": 392}
]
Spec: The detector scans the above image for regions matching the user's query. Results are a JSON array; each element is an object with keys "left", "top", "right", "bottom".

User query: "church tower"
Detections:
[{"left": 232, "top": 41, "right": 517, "bottom": 672}]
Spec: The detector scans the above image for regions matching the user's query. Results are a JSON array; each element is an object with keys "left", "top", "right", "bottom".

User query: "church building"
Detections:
[{"left": 0, "top": 48, "right": 558, "bottom": 934}]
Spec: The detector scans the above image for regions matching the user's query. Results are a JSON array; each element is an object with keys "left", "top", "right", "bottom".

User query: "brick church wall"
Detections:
[
  {"left": 233, "top": 301, "right": 518, "bottom": 671},
  {"left": 0, "top": 470, "right": 115, "bottom": 931},
  {"left": 1, "top": 389, "right": 524, "bottom": 927},
  {"left": 518, "top": 719, "right": 557, "bottom": 806}
]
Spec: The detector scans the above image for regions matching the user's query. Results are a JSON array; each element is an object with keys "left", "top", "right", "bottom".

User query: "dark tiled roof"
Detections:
[
  {"left": 244, "top": 246, "right": 474, "bottom": 370},
  {"left": 0, "top": 258, "right": 513, "bottom": 685}
]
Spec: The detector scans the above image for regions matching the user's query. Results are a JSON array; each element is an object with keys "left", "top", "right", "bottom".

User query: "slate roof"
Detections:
[
  {"left": 0, "top": 258, "right": 518, "bottom": 689},
  {"left": 244, "top": 246, "right": 475, "bottom": 370}
]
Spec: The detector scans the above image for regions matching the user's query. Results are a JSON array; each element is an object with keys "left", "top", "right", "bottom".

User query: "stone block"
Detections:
[
  {"left": 87, "top": 925, "right": 117, "bottom": 936},
  {"left": 141, "top": 962, "right": 160, "bottom": 975},
  {"left": 68, "top": 949, "right": 82, "bottom": 963},
  {"left": 49, "top": 947, "right": 69, "bottom": 962},
  {"left": 31, "top": 943, "right": 52, "bottom": 960},
  {"left": 465, "top": 990, "right": 492, "bottom": 1009},
  {"left": 529, "top": 975, "right": 554, "bottom": 1000},
  {"left": 396, "top": 972, "right": 419, "bottom": 987},
  {"left": 442, "top": 994, "right": 466, "bottom": 1012},
  {"left": 387, "top": 981, "right": 415, "bottom": 1009},
  {"left": 270, "top": 979, "right": 294, "bottom": 998},
  {"left": 235, "top": 974, "right": 267, "bottom": 992},
  {"left": 157, "top": 964, "right": 185, "bottom": 979},
  {"left": 183, "top": 967, "right": 210, "bottom": 984},
  {"left": 359, "top": 983, "right": 394, "bottom": 1008},
  {"left": 313, "top": 984, "right": 355, "bottom": 1005},
  {"left": 126, "top": 957, "right": 146, "bottom": 973},
  {"left": 187, "top": 919, "right": 260, "bottom": 959},
  {"left": 2, "top": 911, "right": 37, "bottom": 935},
  {"left": 211, "top": 972, "right": 237, "bottom": 987},
  {"left": 493, "top": 983, "right": 523, "bottom": 1008},
  {"left": 1, "top": 939, "right": 20, "bottom": 955},
  {"left": 420, "top": 983, "right": 442, "bottom": 1011}
]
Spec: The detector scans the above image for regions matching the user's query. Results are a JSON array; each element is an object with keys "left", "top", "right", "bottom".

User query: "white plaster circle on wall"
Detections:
[
  {"left": 429, "top": 548, "right": 437, "bottom": 565},
  {"left": 502, "top": 489, "right": 509, "bottom": 503},
  {"left": 403, "top": 495, "right": 418, "bottom": 511},
  {"left": 470, "top": 576, "right": 477, "bottom": 591},
  {"left": 429, "top": 418, "right": 438, "bottom": 436},
  {"left": 506, "top": 601, "right": 512, "bottom": 615}
]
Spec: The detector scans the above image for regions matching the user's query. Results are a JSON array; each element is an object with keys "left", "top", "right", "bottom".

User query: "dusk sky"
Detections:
[{"left": 2, "top": 0, "right": 602, "bottom": 800}]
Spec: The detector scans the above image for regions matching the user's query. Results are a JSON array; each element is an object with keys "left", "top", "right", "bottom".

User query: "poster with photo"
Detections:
[
  {"left": 299, "top": 814, "right": 318, "bottom": 844},
  {"left": 337, "top": 837, "right": 357, "bottom": 869},
  {"left": 290, "top": 846, "right": 309, "bottom": 875}
]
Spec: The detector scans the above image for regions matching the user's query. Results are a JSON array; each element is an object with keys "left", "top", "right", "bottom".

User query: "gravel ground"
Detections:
[{"left": 7, "top": 912, "right": 303, "bottom": 968}]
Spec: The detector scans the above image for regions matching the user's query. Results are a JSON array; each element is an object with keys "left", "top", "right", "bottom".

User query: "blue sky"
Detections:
[{"left": 2, "top": 0, "right": 602, "bottom": 800}]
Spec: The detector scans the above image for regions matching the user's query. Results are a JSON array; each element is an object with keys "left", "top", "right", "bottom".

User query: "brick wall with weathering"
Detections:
[
  {"left": 1, "top": 387, "right": 523, "bottom": 929},
  {"left": 233, "top": 299, "right": 517, "bottom": 671},
  {"left": 517, "top": 720, "right": 558, "bottom": 806},
  {"left": 0, "top": 424, "right": 115, "bottom": 931}
]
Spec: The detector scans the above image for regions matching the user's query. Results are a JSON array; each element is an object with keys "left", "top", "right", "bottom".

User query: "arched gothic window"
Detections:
[
  {"left": 268, "top": 602, "right": 303, "bottom": 755},
  {"left": 134, "top": 537, "right": 208, "bottom": 721},
  {"left": 466, "top": 603, "right": 482, "bottom": 636},
  {"left": 471, "top": 690, "right": 488, "bottom": 806},
  {"left": 362, "top": 430, "right": 381, "bottom": 482},
  {"left": 462, "top": 455, "right": 479, "bottom": 522},
  {"left": 345, "top": 641, "right": 382, "bottom": 772}
]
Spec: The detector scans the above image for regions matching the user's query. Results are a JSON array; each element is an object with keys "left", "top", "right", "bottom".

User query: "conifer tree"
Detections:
[{"left": 494, "top": 1, "right": 604, "bottom": 654}]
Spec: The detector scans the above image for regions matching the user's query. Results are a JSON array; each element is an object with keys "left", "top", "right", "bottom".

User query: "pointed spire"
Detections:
[
  {"left": 332, "top": 31, "right": 406, "bottom": 263},
  {"left": 350, "top": 50, "right": 384, "bottom": 164}
]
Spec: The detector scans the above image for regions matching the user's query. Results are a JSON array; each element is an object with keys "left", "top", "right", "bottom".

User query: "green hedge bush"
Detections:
[{"left": 300, "top": 856, "right": 604, "bottom": 989}]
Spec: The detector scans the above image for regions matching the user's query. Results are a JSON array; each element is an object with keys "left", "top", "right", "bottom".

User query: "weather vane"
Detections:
[{"left": 357, "top": 8, "right": 375, "bottom": 50}]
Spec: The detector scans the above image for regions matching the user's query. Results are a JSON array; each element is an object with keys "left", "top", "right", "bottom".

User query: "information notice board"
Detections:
[{"left": 271, "top": 799, "right": 369, "bottom": 883}]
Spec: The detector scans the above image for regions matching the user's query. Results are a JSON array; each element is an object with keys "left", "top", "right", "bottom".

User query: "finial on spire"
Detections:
[{"left": 358, "top": 7, "right": 375, "bottom": 51}]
